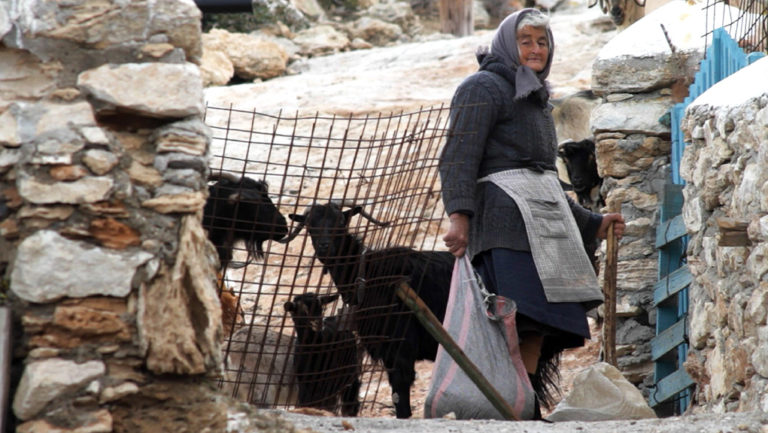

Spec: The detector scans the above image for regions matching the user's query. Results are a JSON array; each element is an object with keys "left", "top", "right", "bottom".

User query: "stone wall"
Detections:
[
  {"left": 680, "top": 56, "right": 768, "bottom": 413},
  {"left": 589, "top": 1, "right": 707, "bottom": 397},
  {"left": 0, "top": 1, "right": 228, "bottom": 431}
]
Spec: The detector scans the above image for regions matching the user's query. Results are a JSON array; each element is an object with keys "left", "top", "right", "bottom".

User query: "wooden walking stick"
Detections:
[
  {"left": 395, "top": 282, "right": 521, "bottom": 421},
  {"left": 603, "top": 221, "right": 619, "bottom": 367}
]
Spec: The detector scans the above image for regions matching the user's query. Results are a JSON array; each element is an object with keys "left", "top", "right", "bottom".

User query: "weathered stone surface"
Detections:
[
  {"left": 200, "top": 48, "right": 235, "bottom": 87},
  {"left": 252, "top": 0, "right": 310, "bottom": 31},
  {"left": 591, "top": 96, "right": 672, "bottom": 135},
  {"left": 0, "top": 108, "right": 20, "bottom": 147},
  {"left": 680, "top": 58, "right": 768, "bottom": 411},
  {"left": 99, "top": 381, "right": 139, "bottom": 404},
  {"left": 18, "top": 174, "right": 113, "bottom": 205},
  {"left": 152, "top": 118, "right": 211, "bottom": 156},
  {"left": 79, "top": 126, "right": 110, "bottom": 145},
  {"left": 292, "top": 0, "right": 326, "bottom": 21},
  {"left": 18, "top": 205, "right": 75, "bottom": 221},
  {"left": 0, "top": 1, "right": 10, "bottom": 39},
  {"left": 16, "top": 409, "right": 113, "bottom": 433},
  {"left": 10, "top": 230, "right": 153, "bottom": 303},
  {"left": 0, "top": 148, "right": 22, "bottom": 170},
  {"left": 0, "top": 49, "right": 58, "bottom": 110},
  {"left": 138, "top": 215, "right": 222, "bottom": 375},
  {"left": 89, "top": 218, "right": 141, "bottom": 249},
  {"left": 202, "top": 29, "right": 288, "bottom": 81},
  {"left": 52, "top": 304, "right": 129, "bottom": 337},
  {"left": 49, "top": 165, "right": 88, "bottom": 181},
  {"left": 141, "top": 191, "right": 206, "bottom": 214},
  {"left": 82, "top": 149, "right": 119, "bottom": 175},
  {"left": 128, "top": 161, "right": 163, "bottom": 187},
  {"left": 596, "top": 135, "right": 670, "bottom": 178},
  {"left": 351, "top": 17, "right": 404, "bottom": 47},
  {"left": 367, "top": 0, "right": 419, "bottom": 33},
  {"left": 591, "top": 1, "right": 736, "bottom": 94},
  {"left": 77, "top": 63, "right": 204, "bottom": 118},
  {"left": 163, "top": 169, "right": 204, "bottom": 190},
  {"left": 294, "top": 25, "right": 351, "bottom": 56},
  {"left": 147, "top": 0, "right": 204, "bottom": 63},
  {"left": 7, "top": 0, "right": 201, "bottom": 62},
  {"left": 13, "top": 358, "right": 105, "bottom": 421}
]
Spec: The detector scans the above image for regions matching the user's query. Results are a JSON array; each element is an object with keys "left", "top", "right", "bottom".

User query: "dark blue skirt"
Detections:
[{"left": 473, "top": 248, "right": 590, "bottom": 349}]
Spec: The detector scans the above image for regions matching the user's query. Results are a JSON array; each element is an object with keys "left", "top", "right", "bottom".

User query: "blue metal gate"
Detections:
[{"left": 651, "top": 28, "right": 765, "bottom": 415}]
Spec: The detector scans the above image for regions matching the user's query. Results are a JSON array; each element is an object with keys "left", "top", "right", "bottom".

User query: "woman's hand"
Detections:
[
  {"left": 443, "top": 213, "right": 470, "bottom": 257},
  {"left": 597, "top": 213, "right": 626, "bottom": 240}
]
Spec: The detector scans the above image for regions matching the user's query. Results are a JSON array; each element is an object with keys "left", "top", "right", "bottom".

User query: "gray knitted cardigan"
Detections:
[{"left": 439, "top": 54, "right": 602, "bottom": 262}]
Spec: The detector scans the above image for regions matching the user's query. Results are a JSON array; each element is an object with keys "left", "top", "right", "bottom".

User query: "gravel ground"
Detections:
[{"left": 271, "top": 409, "right": 768, "bottom": 433}]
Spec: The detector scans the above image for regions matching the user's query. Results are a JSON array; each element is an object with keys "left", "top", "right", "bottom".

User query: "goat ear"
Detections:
[
  {"left": 284, "top": 301, "right": 295, "bottom": 312},
  {"left": 288, "top": 213, "right": 305, "bottom": 223}
]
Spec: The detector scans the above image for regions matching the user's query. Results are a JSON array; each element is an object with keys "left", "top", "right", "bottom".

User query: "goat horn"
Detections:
[
  {"left": 275, "top": 208, "right": 309, "bottom": 244},
  {"left": 277, "top": 219, "right": 306, "bottom": 244},
  {"left": 208, "top": 170, "right": 241, "bottom": 182},
  {"left": 331, "top": 199, "right": 391, "bottom": 227}
]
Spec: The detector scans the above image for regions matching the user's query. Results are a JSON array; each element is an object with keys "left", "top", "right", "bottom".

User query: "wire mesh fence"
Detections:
[
  {"left": 704, "top": 0, "right": 767, "bottom": 53},
  {"left": 202, "top": 104, "right": 456, "bottom": 417}
]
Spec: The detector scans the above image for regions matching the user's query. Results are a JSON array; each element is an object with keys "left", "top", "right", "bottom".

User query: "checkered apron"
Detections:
[{"left": 478, "top": 169, "right": 603, "bottom": 304}]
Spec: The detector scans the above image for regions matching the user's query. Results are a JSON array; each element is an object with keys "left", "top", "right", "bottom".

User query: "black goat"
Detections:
[
  {"left": 202, "top": 171, "right": 288, "bottom": 270},
  {"left": 558, "top": 138, "right": 604, "bottom": 213},
  {"left": 284, "top": 292, "right": 361, "bottom": 416},
  {"left": 281, "top": 201, "right": 454, "bottom": 419},
  {"left": 558, "top": 139, "right": 604, "bottom": 275}
]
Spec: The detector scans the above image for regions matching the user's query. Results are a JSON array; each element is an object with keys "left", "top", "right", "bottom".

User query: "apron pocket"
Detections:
[{"left": 527, "top": 198, "right": 568, "bottom": 239}]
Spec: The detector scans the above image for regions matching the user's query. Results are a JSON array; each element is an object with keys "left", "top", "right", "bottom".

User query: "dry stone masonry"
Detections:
[
  {"left": 0, "top": 0, "right": 237, "bottom": 431},
  {"left": 592, "top": 0, "right": 768, "bottom": 413},
  {"left": 680, "top": 56, "right": 768, "bottom": 413},
  {"left": 590, "top": 1, "right": 709, "bottom": 395}
]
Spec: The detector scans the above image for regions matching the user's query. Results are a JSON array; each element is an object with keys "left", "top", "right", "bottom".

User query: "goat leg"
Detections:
[
  {"left": 386, "top": 359, "right": 416, "bottom": 419},
  {"left": 340, "top": 378, "right": 362, "bottom": 416}
]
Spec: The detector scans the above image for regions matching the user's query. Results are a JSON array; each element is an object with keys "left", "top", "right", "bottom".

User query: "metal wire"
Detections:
[
  {"left": 203, "top": 105, "right": 457, "bottom": 417},
  {"left": 703, "top": 0, "right": 768, "bottom": 54}
]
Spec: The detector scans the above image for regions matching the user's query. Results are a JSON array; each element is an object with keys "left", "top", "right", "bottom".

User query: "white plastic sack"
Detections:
[
  {"left": 424, "top": 256, "right": 536, "bottom": 420},
  {"left": 547, "top": 361, "right": 658, "bottom": 422}
]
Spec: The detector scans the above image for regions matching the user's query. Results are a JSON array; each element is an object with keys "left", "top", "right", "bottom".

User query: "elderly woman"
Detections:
[{"left": 439, "top": 8, "right": 625, "bottom": 419}]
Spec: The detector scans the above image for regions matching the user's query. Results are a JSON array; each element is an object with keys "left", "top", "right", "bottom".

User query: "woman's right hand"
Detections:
[{"left": 443, "top": 213, "right": 470, "bottom": 257}]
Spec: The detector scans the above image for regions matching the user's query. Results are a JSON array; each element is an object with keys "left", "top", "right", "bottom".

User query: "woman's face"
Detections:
[{"left": 516, "top": 25, "right": 549, "bottom": 72}]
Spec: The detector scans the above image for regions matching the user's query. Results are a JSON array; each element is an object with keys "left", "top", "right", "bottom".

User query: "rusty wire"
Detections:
[
  {"left": 202, "top": 104, "right": 459, "bottom": 417},
  {"left": 703, "top": 0, "right": 768, "bottom": 53}
]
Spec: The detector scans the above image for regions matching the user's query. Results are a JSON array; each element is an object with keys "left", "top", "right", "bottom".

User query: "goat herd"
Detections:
[{"left": 203, "top": 133, "right": 603, "bottom": 418}]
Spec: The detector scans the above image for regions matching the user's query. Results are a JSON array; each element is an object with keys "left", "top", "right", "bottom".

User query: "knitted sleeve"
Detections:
[{"left": 439, "top": 74, "right": 501, "bottom": 217}]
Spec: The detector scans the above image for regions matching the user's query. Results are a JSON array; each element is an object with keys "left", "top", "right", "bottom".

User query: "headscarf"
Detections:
[{"left": 489, "top": 8, "right": 554, "bottom": 100}]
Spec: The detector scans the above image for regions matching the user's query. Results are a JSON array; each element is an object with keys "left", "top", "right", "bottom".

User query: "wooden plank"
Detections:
[
  {"left": 651, "top": 316, "right": 687, "bottom": 361},
  {"left": 654, "top": 265, "right": 692, "bottom": 306},
  {"left": 649, "top": 367, "right": 695, "bottom": 408},
  {"left": 655, "top": 214, "right": 687, "bottom": 248}
]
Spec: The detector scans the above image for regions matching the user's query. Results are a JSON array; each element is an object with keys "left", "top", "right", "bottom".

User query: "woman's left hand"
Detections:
[{"left": 597, "top": 213, "right": 625, "bottom": 240}]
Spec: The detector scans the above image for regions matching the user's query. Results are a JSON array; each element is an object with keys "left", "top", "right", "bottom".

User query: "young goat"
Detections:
[
  {"left": 281, "top": 200, "right": 454, "bottom": 419},
  {"left": 284, "top": 292, "right": 361, "bottom": 416},
  {"left": 558, "top": 138, "right": 604, "bottom": 213}
]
